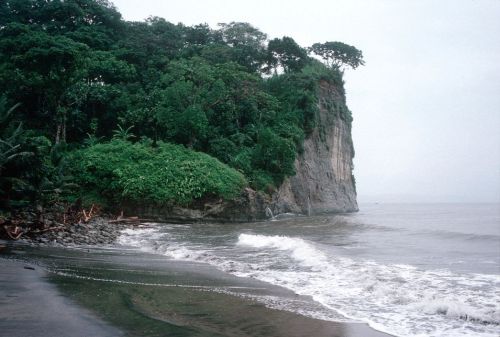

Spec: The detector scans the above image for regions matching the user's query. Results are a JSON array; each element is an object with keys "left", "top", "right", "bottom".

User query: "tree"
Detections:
[
  {"left": 0, "top": 0, "right": 357, "bottom": 202},
  {"left": 2, "top": 0, "right": 123, "bottom": 48},
  {"left": 0, "top": 23, "right": 89, "bottom": 143},
  {"left": 218, "top": 22, "right": 267, "bottom": 48},
  {"left": 116, "top": 17, "right": 184, "bottom": 84},
  {"left": 150, "top": 58, "right": 272, "bottom": 151},
  {"left": 217, "top": 22, "right": 268, "bottom": 72},
  {"left": 0, "top": 97, "right": 26, "bottom": 176},
  {"left": 253, "top": 127, "right": 296, "bottom": 183},
  {"left": 0, "top": 95, "right": 54, "bottom": 208},
  {"left": 182, "top": 23, "right": 220, "bottom": 46},
  {"left": 267, "top": 36, "right": 309, "bottom": 74},
  {"left": 309, "top": 41, "right": 365, "bottom": 70}
]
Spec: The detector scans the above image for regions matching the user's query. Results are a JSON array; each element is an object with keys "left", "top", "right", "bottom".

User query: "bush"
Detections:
[
  {"left": 249, "top": 170, "right": 275, "bottom": 192},
  {"left": 67, "top": 140, "right": 247, "bottom": 206},
  {"left": 253, "top": 127, "right": 296, "bottom": 183}
]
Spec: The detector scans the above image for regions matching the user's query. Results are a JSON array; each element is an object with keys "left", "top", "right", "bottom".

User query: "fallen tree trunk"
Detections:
[
  {"left": 3, "top": 225, "right": 24, "bottom": 240},
  {"left": 108, "top": 218, "right": 151, "bottom": 224}
]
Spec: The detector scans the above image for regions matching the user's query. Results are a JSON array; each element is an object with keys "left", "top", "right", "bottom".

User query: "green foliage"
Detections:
[
  {"left": 0, "top": 1, "right": 361, "bottom": 210},
  {"left": 0, "top": 95, "right": 74, "bottom": 208},
  {"left": 208, "top": 137, "right": 238, "bottom": 164},
  {"left": 217, "top": 22, "right": 268, "bottom": 72},
  {"left": 68, "top": 140, "right": 247, "bottom": 206},
  {"left": 38, "top": 142, "right": 79, "bottom": 204},
  {"left": 253, "top": 128, "right": 296, "bottom": 182},
  {"left": 267, "top": 65, "right": 316, "bottom": 134},
  {"left": 0, "top": 96, "right": 32, "bottom": 207},
  {"left": 309, "top": 41, "right": 365, "bottom": 70},
  {"left": 249, "top": 170, "right": 275, "bottom": 192},
  {"left": 267, "top": 36, "right": 309, "bottom": 73},
  {"left": 112, "top": 124, "right": 135, "bottom": 141}
]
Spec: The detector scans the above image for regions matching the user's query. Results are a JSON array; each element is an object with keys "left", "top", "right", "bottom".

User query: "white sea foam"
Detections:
[
  {"left": 117, "top": 229, "right": 500, "bottom": 337},
  {"left": 117, "top": 227, "right": 164, "bottom": 253},
  {"left": 234, "top": 234, "right": 500, "bottom": 337},
  {"left": 118, "top": 226, "right": 207, "bottom": 261},
  {"left": 237, "top": 233, "right": 327, "bottom": 266}
]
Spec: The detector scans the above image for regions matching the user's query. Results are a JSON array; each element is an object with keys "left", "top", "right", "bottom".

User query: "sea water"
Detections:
[{"left": 118, "top": 203, "right": 500, "bottom": 337}]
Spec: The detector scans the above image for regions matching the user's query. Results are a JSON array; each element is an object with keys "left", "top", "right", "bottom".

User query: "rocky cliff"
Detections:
[
  {"left": 122, "top": 80, "right": 357, "bottom": 222},
  {"left": 271, "top": 80, "right": 358, "bottom": 215}
]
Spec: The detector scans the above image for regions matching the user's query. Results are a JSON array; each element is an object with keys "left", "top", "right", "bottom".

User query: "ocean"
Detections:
[{"left": 118, "top": 203, "right": 500, "bottom": 337}]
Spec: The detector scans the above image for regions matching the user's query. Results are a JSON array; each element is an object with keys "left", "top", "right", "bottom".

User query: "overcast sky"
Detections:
[{"left": 111, "top": 0, "right": 500, "bottom": 203}]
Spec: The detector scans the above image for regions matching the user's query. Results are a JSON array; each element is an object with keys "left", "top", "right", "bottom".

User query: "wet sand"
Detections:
[
  {"left": 0, "top": 258, "right": 123, "bottom": 337},
  {"left": 1, "top": 244, "right": 392, "bottom": 337}
]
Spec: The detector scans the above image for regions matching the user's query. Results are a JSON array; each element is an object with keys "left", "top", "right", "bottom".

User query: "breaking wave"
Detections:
[{"left": 118, "top": 228, "right": 500, "bottom": 337}]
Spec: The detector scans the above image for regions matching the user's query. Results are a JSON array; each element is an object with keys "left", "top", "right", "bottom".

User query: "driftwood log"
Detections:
[
  {"left": 3, "top": 225, "right": 24, "bottom": 240},
  {"left": 108, "top": 212, "right": 153, "bottom": 227},
  {"left": 81, "top": 204, "right": 96, "bottom": 223}
]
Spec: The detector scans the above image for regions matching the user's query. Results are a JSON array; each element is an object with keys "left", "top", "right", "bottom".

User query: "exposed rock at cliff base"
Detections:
[
  {"left": 122, "top": 188, "right": 271, "bottom": 223},
  {"left": 272, "top": 80, "right": 358, "bottom": 215}
]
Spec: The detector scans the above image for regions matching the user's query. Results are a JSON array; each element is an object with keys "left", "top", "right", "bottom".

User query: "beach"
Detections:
[
  {"left": 1, "top": 203, "right": 498, "bottom": 337},
  {"left": 0, "top": 243, "right": 391, "bottom": 337},
  {"left": 0, "top": 257, "right": 122, "bottom": 337}
]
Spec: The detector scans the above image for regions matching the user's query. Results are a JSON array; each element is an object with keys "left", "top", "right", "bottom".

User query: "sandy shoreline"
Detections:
[
  {"left": 1, "top": 243, "right": 393, "bottom": 337},
  {"left": 0, "top": 257, "right": 123, "bottom": 337}
]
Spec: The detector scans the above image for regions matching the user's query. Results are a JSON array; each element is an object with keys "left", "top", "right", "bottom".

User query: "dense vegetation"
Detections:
[
  {"left": 68, "top": 140, "right": 247, "bottom": 207},
  {"left": 0, "top": 0, "right": 364, "bottom": 210}
]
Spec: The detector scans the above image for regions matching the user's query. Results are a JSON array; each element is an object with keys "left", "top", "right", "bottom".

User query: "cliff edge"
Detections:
[
  {"left": 272, "top": 80, "right": 358, "bottom": 215},
  {"left": 122, "top": 79, "right": 358, "bottom": 222}
]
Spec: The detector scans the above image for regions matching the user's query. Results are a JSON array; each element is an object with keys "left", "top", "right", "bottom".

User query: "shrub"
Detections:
[
  {"left": 253, "top": 127, "right": 296, "bottom": 183},
  {"left": 67, "top": 140, "right": 247, "bottom": 207}
]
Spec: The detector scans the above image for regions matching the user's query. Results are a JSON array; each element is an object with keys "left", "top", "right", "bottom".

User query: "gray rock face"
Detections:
[
  {"left": 272, "top": 80, "right": 358, "bottom": 215},
  {"left": 123, "top": 188, "right": 271, "bottom": 223}
]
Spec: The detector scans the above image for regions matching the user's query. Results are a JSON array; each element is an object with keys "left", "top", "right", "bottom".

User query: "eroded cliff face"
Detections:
[
  {"left": 122, "top": 80, "right": 357, "bottom": 222},
  {"left": 272, "top": 80, "right": 358, "bottom": 215}
]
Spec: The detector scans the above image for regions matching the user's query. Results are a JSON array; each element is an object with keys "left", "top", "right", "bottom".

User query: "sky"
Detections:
[{"left": 111, "top": 0, "right": 500, "bottom": 203}]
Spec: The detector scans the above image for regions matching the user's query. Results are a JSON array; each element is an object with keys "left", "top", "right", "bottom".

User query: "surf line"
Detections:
[{"left": 50, "top": 269, "right": 268, "bottom": 290}]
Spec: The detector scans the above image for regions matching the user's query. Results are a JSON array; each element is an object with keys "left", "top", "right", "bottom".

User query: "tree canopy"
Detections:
[
  {"left": 309, "top": 41, "right": 365, "bottom": 70},
  {"left": 267, "top": 36, "right": 308, "bottom": 74},
  {"left": 0, "top": 0, "right": 364, "bottom": 209}
]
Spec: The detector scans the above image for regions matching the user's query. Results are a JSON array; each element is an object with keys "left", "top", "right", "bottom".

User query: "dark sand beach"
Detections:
[
  {"left": 0, "top": 243, "right": 392, "bottom": 337},
  {"left": 0, "top": 258, "right": 122, "bottom": 337}
]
